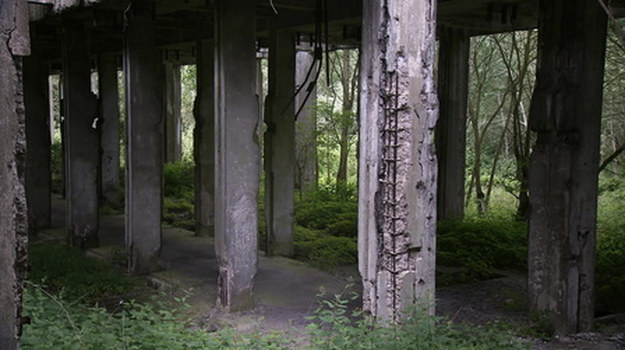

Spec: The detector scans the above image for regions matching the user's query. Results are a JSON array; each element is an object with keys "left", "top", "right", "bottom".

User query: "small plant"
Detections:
[{"left": 305, "top": 288, "right": 528, "bottom": 350}]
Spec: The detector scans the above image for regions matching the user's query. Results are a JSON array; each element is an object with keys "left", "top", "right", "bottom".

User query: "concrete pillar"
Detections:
[
  {"left": 194, "top": 40, "right": 215, "bottom": 237},
  {"left": 62, "top": 21, "right": 99, "bottom": 249},
  {"left": 0, "top": 1, "right": 29, "bottom": 347},
  {"left": 164, "top": 62, "right": 182, "bottom": 163},
  {"left": 528, "top": 0, "right": 607, "bottom": 334},
  {"left": 358, "top": 0, "right": 439, "bottom": 322},
  {"left": 264, "top": 28, "right": 296, "bottom": 257},
  {"left": 214, "top": 0, "right": 259, "bottom": 311},
  {"left": 98, "top": 54, "right": 120, "bottom": 207},
  {"left": 124, "top": 0, "right": 163, "bottom": 274},
  {"left": 295, "top": 48, "right": 318, "bottom": 193},
  {"left": 24, "top": 41, "right": 52, "bottom": 234},
  {"left": 436, "top": 27, "right": 469, "bottom": 221}
]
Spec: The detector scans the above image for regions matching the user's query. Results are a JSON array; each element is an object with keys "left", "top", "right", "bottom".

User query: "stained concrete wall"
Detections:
[
  {"left": 0, "top": 1, "right": 29, "bottom": 347},
  {"left": 194, "top": 40, "right": 215, "bottom": 237},
  {"left": 358, "top": 0, "right": 439, "bottom": 322},
  {"left": 436, "top": 27, "right": 469, "bottom": 221},
  {"left": 163, "top": 62, "right": 182, "bottom": 164},
  {"left": 124, "top": 0, "right": 163, "bottom": 274},
  {"left": 265, "top": 28, "right": 296, "bottom": 257},
  {"left": 25, "top": 40, "right": 52, "bottom": 234},
  {"left": 214, "top": 0, "right": 260, "bottom": 311},
  {"left": 62, "top": 20, "right": 99, "bottom": 249},
  {"left": 527, "top": 0, "right": 607, "bottom": 334},
  {"left": 295, "top": 48, "right": 318, "bottom": 193},
  {"left": 98, "top": 54, "right": 120, "bottom": 207}
]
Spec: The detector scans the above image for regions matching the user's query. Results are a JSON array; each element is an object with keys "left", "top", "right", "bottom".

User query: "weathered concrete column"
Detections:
[
  {"left": 358, "top": 0, "right": 439, "bottom": 322},
  {"left": 295, "top": 48, "right": 318, "bottom": 193},
  {"left": 264, "top": 28, "right": 296, "bottom": 257},
  {"left": 0, "top": 1, "right": 29, "bottom": 348},
  {"left": 24, "top": 39, "right": 52, "bottom": 234},
  {"left": 436, "top": 27, "right": 469, "bottom": 221},
  {"left": 214, "top": 0, "right": 259, "bottom": 310},
  {"left": 62, "top": 21, "right": 99, "bottom": 249},
  {"left": 528, "top": 0, "right": 607, "bottom": 334},
  {"left": 163, "top": 62, "right": 182, "bottom": 163},
  {"left": 194, "top": 40, "right": 215, "bottom": 237},
  {"left": 98, "top": 54, "right": 120, "bottom": 207},
  {"left": 124, "top": 0, "right": 163, "bottom": 274}
]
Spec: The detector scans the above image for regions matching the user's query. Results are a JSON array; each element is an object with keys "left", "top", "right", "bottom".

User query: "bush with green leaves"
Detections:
[
  {"left": 21, "top": 285, "right": 292, "bottom": 350},
  {"left": 294, "top": 226, "right": 358, "bottom": 269},
  {"left": 28, "top": 242, "right": 137, "bottom": 303},
  {"left": 163, "top": 161, "right": 195, "bottom": 229},
  {"left": 437, "top": 214, "right": 527, "bottom": 283},
  {"left": 596, "top": 179, "right": 625, "bottom": 314},
  {"left": 306, "top": 288, "right": 528, "bottom": 350}
]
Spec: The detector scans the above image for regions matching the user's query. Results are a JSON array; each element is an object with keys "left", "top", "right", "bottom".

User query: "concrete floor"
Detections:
[{"left": 43, "top": 194, "right": 356, "bottom": 333}]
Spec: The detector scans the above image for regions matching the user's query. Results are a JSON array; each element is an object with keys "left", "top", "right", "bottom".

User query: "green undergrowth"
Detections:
[
  {"left": 21, "top": 285, "right": 292, "bottom": 350},
  {"left": 292, "top": 184, "right": 359, "bottom": 268},
  {"left": 163, "top": 161, "right": 195, "bottom": 230},
  {"left": 21, "top": 282, "right": 528, "bottom": 350},
  {"left": 28, "top": 242, "right": 138, "bottom": 304},
  {"left": 437, "top": 213, "right": 527, "bottom": 285},
  {"left": 305, "top": 288, "right": 528, "bottom": 350},
  {"left": 596, "top": 179, "right": 625, "bottom": 314}
]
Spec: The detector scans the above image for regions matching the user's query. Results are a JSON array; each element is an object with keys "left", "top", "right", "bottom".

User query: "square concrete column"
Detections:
[
  {"left": 264, "top": 27, "right": 296, "bottom": 257},
  {"left": 0, "top": 1, "right": 29, "bottom": 347},
  {"left": 436, "top": 27, "right": 469, "bottom": 221},
  {"left": 194, "top": 40, "right": 215, "bottom": 237},
  {"left": 61, "top": 21, "right": 99, "bottom": 249},
  {"left": 163, "top": 62, "right": 182, "bottom": 163},
  {"left": 358, "top": 0, "right": 439, "bottom": 322},
  {"left": 214, "top": 0, "right": 259, "bottom": 311},
  {"left": 97, "top": 54, "right": 120, "bottom": 207},
  {"left": 25, "top": 39, "right": 52, "bottom": 234},
  {"left": 124, "top": 0, "right": 163, "bottom": 274},
  {"left": 528, "top": 0, "right": 607, "bottom": 334},
  {"left": 295, "top": 48, "right": 318, "bottom": 193}
]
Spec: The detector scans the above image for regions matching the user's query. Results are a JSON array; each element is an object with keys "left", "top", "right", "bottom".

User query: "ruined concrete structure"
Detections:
[{"left": 1, "top": 0, "right": 624, "bottom": 346}]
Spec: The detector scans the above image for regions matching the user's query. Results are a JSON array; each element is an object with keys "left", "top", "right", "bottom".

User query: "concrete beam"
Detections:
[
  {"left": 25, "top": 41, "right": 52, "bottom": 234},
  {"left": 528, "top": 0, "right": 607, "bottom": 334},
  {"left": 194, "top": 40, "right": 215, "bottom": 237},
  {"left": 98, "top": 54, "right": 120, "bottom": 207},
  {"left": 358, "top": 0, "right": 439, "bottom": 322},
  {"left": 436, "top": 26, "right": 469, "bottom": 221},
  {"left": 163, "top": 62, "right": 182, "bottom": 163},
  {"left": 264, "top": 26, "right": 296, "bottom": 257},
  {"left": 62, "top": 20, "right": 99, "bottom": 249},
  {"left": 214, "top": 0, "right": 260, "bottom": 311},
  {"left": 124, "top": 0, "right": 163, "bottom": 274}
]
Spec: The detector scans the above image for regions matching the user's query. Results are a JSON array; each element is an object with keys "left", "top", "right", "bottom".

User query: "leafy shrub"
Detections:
[
  {"left": 28, "top": 242, "right": 137, "bottom": 303},
  {"left": 596, "top": 185, "right": 625, "bottom": 313},
  {"left": 163, "top": 161, "right": 194, "bottom": 198},
  {"left": 296, "top": 201, "right": 358, "bottom": 236},
  {"left": 294, "top": 228, "right": 357, "bottom": 269},
  {"left": 21, "top": 286, "right": 292, "bottom": 350},
  {"left": 163, "top": 162, "right": 195, "bottom": 229},
  {"left": 437, "top": 214, "right": 527, "bottom": 283},
  {"left": 306, "top": 289, "right": 527, "bottom": 350},
  {"left": 51, "top": 142, "right": 64, "bottom": 194}
]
